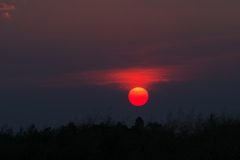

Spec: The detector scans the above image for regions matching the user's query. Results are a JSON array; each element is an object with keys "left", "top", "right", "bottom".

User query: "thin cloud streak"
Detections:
[
  {"left": 0, "top": 3, "right": 15, "bottom": 11},
  {"left": 11, "top": 67, "right": 187, "bottom": 90},
  {"left": 7, "top": 50, "right": 239, "bottom": 90}
]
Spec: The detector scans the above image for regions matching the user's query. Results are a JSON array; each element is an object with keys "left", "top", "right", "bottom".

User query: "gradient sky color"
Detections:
[{"left": 1, "top": 0, "right": 240, "bottom": 129}]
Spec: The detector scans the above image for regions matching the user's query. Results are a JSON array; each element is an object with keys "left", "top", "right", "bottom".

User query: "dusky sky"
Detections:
[{"left": 1, "top": 0, "right": 240, "bottom": 129}]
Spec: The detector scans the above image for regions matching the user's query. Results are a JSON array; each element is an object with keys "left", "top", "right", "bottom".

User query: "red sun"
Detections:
[{"left": 128, "top": 87, "right": 149, "bottom": 106}]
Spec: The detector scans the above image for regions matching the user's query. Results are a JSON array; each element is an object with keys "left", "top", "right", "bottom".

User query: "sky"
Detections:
[{"left": 1, "top": 0, "right": 240, "bottom": 129}]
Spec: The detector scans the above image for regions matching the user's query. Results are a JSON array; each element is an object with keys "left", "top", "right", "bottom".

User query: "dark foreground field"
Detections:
[{"left": 1, "top": 114, "right": 240, "bottom": 160}]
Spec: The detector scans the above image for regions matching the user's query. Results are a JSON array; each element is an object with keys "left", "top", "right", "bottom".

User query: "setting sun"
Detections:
[{"left": 128, "top": 87, "right": 149, "bottom": 106}]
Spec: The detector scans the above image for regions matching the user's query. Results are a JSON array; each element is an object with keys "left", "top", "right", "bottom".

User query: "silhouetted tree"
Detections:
[{"left": 133, "top": 116, "right": 144, "bottom": 129}]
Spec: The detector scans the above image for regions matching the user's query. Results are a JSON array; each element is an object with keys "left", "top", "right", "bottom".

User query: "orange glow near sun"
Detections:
[
  {"left": 96, "top": 68, "right": 170, "bottom": 90},
  {"left": 128, "top": 87, "right": 148, "bottom": 106}
]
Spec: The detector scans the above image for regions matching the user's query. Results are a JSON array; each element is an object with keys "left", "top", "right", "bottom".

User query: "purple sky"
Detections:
[{"left": 1, "top": 0, "right": 240, "bottom": 129}]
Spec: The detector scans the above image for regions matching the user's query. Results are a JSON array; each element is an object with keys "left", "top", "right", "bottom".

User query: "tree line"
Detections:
[{"left": 1, "top": 114, "right": 240, "bottom": 159}]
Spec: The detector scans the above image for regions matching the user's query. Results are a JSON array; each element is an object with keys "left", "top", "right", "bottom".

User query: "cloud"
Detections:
[
  {"left": 0, "top": 3, "right": 15, "bottom": 18},
  {"left": 9, "top": 67, "right": 187, "bottom": 90},
  {"left": 2, "top": 11, "right": 11, "bottom": 18},
  {"left": 0, "top": 3, "right": 15, "bottom": 11}
]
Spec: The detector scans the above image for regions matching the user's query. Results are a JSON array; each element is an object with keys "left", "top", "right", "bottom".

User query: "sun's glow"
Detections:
[
  {"left": 18, "top": 68, "right": 172, "bottom": 90},
  {"left": 128, "top": 87, "right": 148, "bottom": 106},
  {"left": 95, "top": 68, "right": 170, "bottom": 90}
]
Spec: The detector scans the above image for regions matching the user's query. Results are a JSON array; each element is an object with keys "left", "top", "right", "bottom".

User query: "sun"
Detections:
[{"left": 128, "top": 87, "right": 149, "bottom": 106}]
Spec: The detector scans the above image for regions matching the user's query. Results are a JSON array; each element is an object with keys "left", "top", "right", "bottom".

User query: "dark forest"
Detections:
[{"left": 1, "top": 113, "right": 240, "bottom": 159}]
